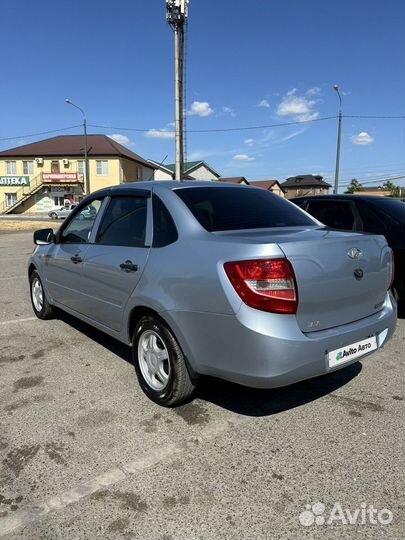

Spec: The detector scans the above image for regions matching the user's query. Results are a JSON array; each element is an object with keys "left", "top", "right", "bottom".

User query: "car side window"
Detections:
[
  {"left": 152, "top": 194, "right": 178, "bottom": 247},
  {"left": 96, "top": 196, "right": 147, "bottom": 247},
  {"left": 306, "top": 200, "right": 355, "bottom": 230},
  {"left": 356, "top": 201, "right": 387, "bottom": 234},
  {"left": 61, "top": 199, "right": 103, "bottom": 244}
]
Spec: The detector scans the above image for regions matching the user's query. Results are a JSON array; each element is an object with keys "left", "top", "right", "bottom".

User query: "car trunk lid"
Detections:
[{"left": 276, "top": 229, "right": 392, "bottom": 332}]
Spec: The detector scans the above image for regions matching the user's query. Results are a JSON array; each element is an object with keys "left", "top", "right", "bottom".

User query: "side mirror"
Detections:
[{"left": 34, "top": 228, "right": 55, "bottom": 245}]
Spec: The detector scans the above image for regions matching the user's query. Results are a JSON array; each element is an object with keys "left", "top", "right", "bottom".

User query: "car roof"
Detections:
[
  {"left": 292, "top": 194, "right": 398, "bottom": 202},
  {"left": 88, "top": 180, "right": 258, "bottom": 199}
]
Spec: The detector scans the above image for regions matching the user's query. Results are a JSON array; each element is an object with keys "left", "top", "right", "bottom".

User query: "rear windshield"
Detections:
[{"left": 175, "top": 186, "right": 317, "bottom": 231}]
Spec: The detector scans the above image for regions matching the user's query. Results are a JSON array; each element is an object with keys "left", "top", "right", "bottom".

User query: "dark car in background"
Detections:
[{"left": 292, "top": 195, "right": 405, "bottom": 307}]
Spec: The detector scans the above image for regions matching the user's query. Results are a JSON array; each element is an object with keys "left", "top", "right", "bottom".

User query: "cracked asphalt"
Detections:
[{"left": 0, "top": 232, "right": 404, "bottom": 540}]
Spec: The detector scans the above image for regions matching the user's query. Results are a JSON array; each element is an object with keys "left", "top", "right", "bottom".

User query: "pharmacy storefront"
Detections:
[
  {"left": 0, "top": 176, "right": 30, "bottom": 209},
  {"left": 0, "top": 173, "right": 84, "bottom": 214}
]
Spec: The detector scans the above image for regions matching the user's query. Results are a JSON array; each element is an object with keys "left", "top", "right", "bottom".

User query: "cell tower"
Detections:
[{"left": 166, "top": 0, "right": 189, "bottom": 181}]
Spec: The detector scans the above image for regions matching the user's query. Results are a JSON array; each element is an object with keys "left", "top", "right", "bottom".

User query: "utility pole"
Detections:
[
  {"left": 166, "top": 0, "right": 189, "bottom": 181},
  {"left": 333, "top": 85, "right": 343, "bottom": 195},
  {"left": 65, "top": 99, "right": 91, "bottom": 195}
]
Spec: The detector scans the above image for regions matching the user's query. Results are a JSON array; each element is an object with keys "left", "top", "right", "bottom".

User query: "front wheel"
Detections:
[
  {"left": 132, "top": 316, "right": 196, "bottom": 406},
  {"left": 50, "top": 212, "right": 58, "bottom": 220},
  {"left": 29, "top": 270, "right": 55, "bottom": 320}
]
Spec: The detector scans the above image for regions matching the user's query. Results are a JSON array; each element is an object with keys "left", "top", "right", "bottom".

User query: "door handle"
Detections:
[
  {"left": 120, "top": 260, "right": 138, "bottom": 272},
  {"left": 70, "top": 255, "right": 82, "bottom": 264}
]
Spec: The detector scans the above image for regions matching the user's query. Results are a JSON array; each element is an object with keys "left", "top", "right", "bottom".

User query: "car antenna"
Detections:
[{"left": 147, "top": 155, "right": 168, "bottom": 181}]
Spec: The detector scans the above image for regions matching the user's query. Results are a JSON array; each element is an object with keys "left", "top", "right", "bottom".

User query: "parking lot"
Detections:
[{"left": 0, "top": 230, "right": 404, "bottom": 540}]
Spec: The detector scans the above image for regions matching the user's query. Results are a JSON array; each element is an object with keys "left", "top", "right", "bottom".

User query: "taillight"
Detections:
[
  {"left": 388, "top": 249, "right": 395, "bottom": 291},
  {"left": 224, "top": 258, "right": 298, "bottom": 314}
]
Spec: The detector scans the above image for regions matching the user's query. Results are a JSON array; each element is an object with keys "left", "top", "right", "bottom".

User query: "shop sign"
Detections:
[
  {"left": 42, "top": 173, "right": 79, "bottom": 182},
  {"left": 0, "top": 176, "right": 30, "bottom": 186}
]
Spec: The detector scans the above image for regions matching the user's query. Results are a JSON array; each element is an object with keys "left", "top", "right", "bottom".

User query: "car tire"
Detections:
[
  {"left": 132, "top": 316, "right": 196, "bottom": 406},
  {"left": 29, "top": 270, "right": 55, "bottom": 320},
  {"left": 50, "top": 213, "right": 58, "bottom": 220}
]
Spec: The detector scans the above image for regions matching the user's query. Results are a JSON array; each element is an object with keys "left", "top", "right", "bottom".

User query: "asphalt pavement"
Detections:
[{"left": 0, "top": 232, "right": 404, "bottom": 540}]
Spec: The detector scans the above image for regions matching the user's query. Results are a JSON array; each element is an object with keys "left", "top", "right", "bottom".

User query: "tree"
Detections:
[
  {"left": 383, "top": 180, "right": 400, "bottom": 197},
  {"left": 346, "top": 178, "right": 364, "bottom": 193}
]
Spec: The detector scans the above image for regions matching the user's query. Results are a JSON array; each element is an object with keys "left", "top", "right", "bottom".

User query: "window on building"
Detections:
[
  {"left": 77, "top": 160, "right": 86, "bottom": 176},
  {"left": 6, "top": 161, "right": 17, "bottom": 175},
  {"left": 96, "top": 160, "right": 108, "bottom": 176},
  {"left": 54, "top": 196, "right": 64, "bottom": 206},
  {"left": 22, "top": 161, "right": 34, "bottom": 175},
  {"left": 5, "top": 193, "right": 17, "bottom": 207},
  {"left": 51, "top": 161, "right": 60, "bottom": 173}
]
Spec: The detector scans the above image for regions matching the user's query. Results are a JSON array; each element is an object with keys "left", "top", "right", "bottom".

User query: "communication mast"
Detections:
[{"left": 166, "top": 0, "right": 189, "bottom": 181}]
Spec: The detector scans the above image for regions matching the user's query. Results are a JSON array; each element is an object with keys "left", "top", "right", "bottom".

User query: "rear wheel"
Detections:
[
  {"left": 132, "top": 316, "right": 196, "bottom": 406},
  {"left": 29, "top": 270, "right": 55, "bottom": 320}
]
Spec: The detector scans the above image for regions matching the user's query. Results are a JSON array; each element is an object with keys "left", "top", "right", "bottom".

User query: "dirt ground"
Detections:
[{"left": 0, "top": 220, "right": 54, "bottom": 233}]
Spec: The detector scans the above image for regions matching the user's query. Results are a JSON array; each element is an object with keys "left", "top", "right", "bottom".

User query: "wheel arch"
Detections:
[
  {"left": 127, "top": 305, "right": 199, "bottom": 381},
  {"left": 28, "top": 263, "right": 37, "bottom": 278}
]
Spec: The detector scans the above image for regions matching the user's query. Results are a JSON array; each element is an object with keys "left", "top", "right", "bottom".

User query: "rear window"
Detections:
[{"left": 175, "top": 187, "right": 316, "bottom": 231}]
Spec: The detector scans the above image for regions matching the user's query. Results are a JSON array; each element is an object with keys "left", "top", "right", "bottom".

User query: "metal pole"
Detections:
[
  {"left": 83, "top": 118, "right": 90, "bottom": 195},
  {"left": 333, "top": 85, "right": 342, "bottom": 195},
  {"left": 334, "top": 110, "right": 342, "bottom": 195},
  {"left": 65, "top": 99, "right": 90, "bottom": 196},
  {"left": 174, "top": 25, "right": 185, "bottom": 180}
]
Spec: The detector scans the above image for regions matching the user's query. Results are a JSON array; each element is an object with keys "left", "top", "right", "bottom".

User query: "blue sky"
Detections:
[{"left": 1, "top": 0, "right": 404, "bottom": 190}]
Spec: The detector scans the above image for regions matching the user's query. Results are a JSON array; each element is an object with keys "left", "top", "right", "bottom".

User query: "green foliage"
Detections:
[{"left": 345, "top": 178, "right": 364, "bottom": 194}]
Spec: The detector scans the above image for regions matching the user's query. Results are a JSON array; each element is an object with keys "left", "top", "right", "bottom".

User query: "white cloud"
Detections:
[
  {"left": 167, "top": 121, "right": 176, "bottom": 127},
  {"left": 244, "top": 138, "right": 255, "bottom": 147},
  {"left": 306, "top": 86, "right": 321, "bottom": 96},
  {"left": 109, "top": 134, "right": 133, "bottom": 147},
  {"left": 276, "top": 89, "right": 319, "bottom": 122},
  {"left": 188, "top": 101, "right": 214, "bottom": 117},
  {"left": 258, "top": 99, "right": 270, "bottom": 108},
  {"left": 351, "top": 132, "right": 374, "bottom": 145},
  {"left": 233, "top": 154, "right": 254, "bottom": 162},
  {"left": 145, "top": 129, "right": 175, "bottom": 140},
  {"left": 279, "top": 129, "right": 306, "bottom": 142},
  {"left": 222, "top": 106, "right": 236, "bottom": 117}
]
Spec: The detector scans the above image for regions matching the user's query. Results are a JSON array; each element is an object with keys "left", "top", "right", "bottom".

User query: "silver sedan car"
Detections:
[
  {"left": 29, "top": 182, "right": 397, "bottom": 406},
  {"left": 48, "top": 204, "right": 76, "bottom": 220}
]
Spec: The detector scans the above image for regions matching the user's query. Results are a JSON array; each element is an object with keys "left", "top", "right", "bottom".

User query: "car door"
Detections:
[
  {"left": 78, "top": 193, "right": 151, "bottom": 332},
  {"left": 43, "top": 199, "right": 105, "bottom": 311},
  {"left": 58, "top": 205, "right": 69, "bottom": 218}
]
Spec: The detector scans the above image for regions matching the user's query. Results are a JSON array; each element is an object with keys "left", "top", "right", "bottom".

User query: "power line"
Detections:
[
  {"left": 1, "top": 113, "right": 405, "bottom": 143},
  {"left": 0, "top": 125, "right": 82, "bottom": 142},
  {"left": 90, "top": 114, "right": 405, "bottom": 134},
  {"left": 340, "top": 174, "right": 405, "bottom": 187},
  {"left": 344, "top": 114, "right": 405, "bottom": 119},
  {"left": 89, "top": 116, "right": 337, "bottom": 134}
]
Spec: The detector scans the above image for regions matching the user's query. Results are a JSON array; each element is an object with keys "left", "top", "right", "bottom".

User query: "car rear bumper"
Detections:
[{"left": 165, "top": 292, "right": 397, "bottom": 388}]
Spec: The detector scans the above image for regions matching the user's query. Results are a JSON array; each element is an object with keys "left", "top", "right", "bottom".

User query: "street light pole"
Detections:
[
  {"left": 333, "top": 85, "right": 342, "bottom": 195},
  {"left": 166, "top": 0, "right": 189, "bottom": 182},
  {"left": 65, "top": 99, "right": 90, "bottom": 195}
]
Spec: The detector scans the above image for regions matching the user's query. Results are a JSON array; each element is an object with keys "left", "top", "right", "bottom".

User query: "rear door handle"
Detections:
[
  {"left": 120, "top": 260, "right": 138, "bottom": 272},
  {"left": 70, "top": 255, "right": 82, "bottom": 264}
]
